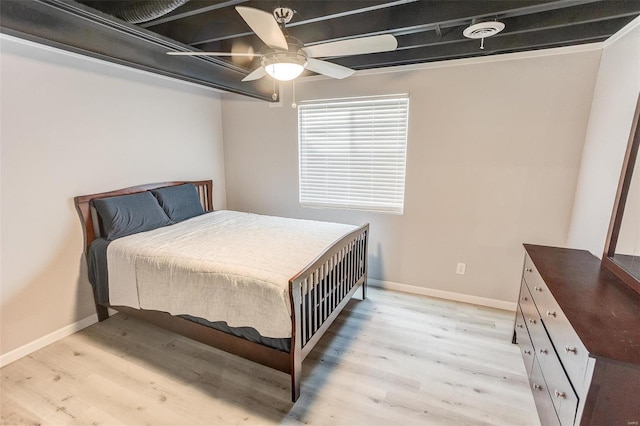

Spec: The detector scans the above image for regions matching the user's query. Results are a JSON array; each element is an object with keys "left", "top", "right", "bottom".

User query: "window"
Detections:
[{"left": 298, "top": 94, "right": 409, "bottom": 214}]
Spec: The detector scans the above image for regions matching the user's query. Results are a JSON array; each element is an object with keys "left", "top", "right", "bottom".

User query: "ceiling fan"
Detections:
[{"left": 167, "top": 6, "right": 397, "bottom": 82}]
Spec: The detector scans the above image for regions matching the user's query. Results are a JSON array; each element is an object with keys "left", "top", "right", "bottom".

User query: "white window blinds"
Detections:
[{"left": 298, "top": 94, "right": 409, "bottom": 214}]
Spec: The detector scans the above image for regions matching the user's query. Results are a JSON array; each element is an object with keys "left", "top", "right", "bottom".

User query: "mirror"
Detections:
[
  {"left": 604, "top": 93, "right": 640, "bottom": 295},
  {"left": 613, "top": 157, "right": 640, "bottom": 279}
]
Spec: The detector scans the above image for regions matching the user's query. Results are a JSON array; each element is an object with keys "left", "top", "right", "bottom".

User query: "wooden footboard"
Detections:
[{"left": 288, "top": 224, "right": 369, "bottom": 401}]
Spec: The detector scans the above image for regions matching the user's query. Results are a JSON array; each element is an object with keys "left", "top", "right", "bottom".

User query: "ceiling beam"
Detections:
[{"left": 0, "top": 0, "right": 275, "bottom": 101}]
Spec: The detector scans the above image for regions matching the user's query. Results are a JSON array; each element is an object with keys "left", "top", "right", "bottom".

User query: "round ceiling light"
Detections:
[{"left": 262, "top": 51, "right": 307, "bottom": 81}]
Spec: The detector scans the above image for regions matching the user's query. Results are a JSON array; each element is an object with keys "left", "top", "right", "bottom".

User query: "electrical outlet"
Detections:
[{"left": 456, "top": 262, "right": 466, "bottom": 275}]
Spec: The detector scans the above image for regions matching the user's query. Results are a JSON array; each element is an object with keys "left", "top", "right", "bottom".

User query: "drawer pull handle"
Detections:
[
  {"left": 525, "top": 268, "right": 533, "bottom": 273},
  {"left": 533, "top": 383, "right": 542, "bottom": 391},
  {"left": 516, "top": 324, "right": 524, "bottom": 329},
  {"left": 565, "top": 346, "right": 577, "bottom": 354},
  {"left": 546, "top": 310, "right": 557, "bottom": 317},
  {"left": 528, "top": 319, "right": 537, "bottom": 325},
  {"left": 539, "top": 348, "right": 548, "bottom": 355},
  {"left": 554, "top": 390, "right": 566, "bottom": 399},
  {"left": 534, "top": 286, "right": 543, "bottom": 292},
  {"left": 524, "top": 350, "right": 532, "bottom": 356}
]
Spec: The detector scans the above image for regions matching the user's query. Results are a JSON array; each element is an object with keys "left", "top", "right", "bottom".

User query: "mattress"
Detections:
[
  {"left": 88, "top": 237, "right": 291, "bottom": 351},
  {"left": 103, "top": 210, "right": 356, "bottom": 338}
]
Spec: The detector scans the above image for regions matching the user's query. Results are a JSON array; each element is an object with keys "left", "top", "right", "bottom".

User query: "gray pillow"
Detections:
[
  {"left": 151, "top": 184, "right": 205, "bottom": 222},
  {"left": 92, "top": 191, "right": 172, "bottom": 240}
]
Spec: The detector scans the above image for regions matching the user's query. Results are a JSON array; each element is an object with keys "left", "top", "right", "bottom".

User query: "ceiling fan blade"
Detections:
[
  {"left": 303, "top": 34, "right": 397, "bottom": 58},
  {"left": 242, "top": 66, "right": 267, "bottom": 82},
  {"left": 167, "top": 51, "right": 257, "bottom": 57},
  {"left": 236, "top": 6, "right": 288, "bottom": 51},
  {"left": 305, "top": 58, "right": 355, "bottom": 79}
]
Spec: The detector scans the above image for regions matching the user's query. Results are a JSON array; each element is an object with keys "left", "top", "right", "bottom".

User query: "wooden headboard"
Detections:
[{"left": 74, "top": 180, "right": 213, "bottom": 253}]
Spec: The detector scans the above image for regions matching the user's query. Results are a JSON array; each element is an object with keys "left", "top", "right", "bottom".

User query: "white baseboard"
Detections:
[
  {"left": 0, "top": 313, "right": 99, "bottom": 368},
  {"left": 368, "top": 278, "right": 517, "bottom": 311}
]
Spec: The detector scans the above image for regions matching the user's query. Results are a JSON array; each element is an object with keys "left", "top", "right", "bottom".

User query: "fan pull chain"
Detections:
[
  {"left": 480, "top": 37, "right": 485, "bottom": 50},
  {"left": 272, "top": 78, "right": 277, "bottom": 101},
  {"left": 291, "top": 80, "right": 297, "bottom": 109}
]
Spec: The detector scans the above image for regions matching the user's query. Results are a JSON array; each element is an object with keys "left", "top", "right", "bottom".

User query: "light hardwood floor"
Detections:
[{"left": 1, "top": 288, "right": 540, "bottom": 426}]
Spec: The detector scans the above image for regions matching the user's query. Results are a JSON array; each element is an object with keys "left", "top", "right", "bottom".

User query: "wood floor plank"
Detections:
[{"left": 1, "top": 287, "right": 539, "bottom": 425}]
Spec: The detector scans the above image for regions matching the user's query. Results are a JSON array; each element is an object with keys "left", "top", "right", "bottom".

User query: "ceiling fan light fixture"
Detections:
[{"left": 263, "top": 51, "right": 307, "bottom": 81}]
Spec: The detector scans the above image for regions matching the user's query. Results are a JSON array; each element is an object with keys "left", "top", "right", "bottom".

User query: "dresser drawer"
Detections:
[
  {"left": 539, "top": 300, "right": 589, "bottom": 394},
  {"left": 523, "top": 254, "right": 547, "bottom": 295},
  {"left": 515, "top": 307, "right": 535, "bottom": 377},
  {"left": 519, "top": 280, "right": 547, "bottom": 352},
  {"left": 531, "top": 318, "right": 555, "bottom": 372},
  {"left": 542, "top": 352, "right": 578, "bottom": 425},
  {"left": 523, "top": 255, "right": 589, "bottom": 393},
  {"left": 530, "top": 357, "right": 561, "bottom": 426},
  {"left": 534, "top": 325, "right": 578, "bottom": 426}
]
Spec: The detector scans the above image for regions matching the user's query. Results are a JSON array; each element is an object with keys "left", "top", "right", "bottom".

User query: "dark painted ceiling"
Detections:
[
  {"left": 2, "top": 1, "right": 639, "bottom": 101},
  {"left": 138, "top": 0, "right": 640, "bottom": 70}
]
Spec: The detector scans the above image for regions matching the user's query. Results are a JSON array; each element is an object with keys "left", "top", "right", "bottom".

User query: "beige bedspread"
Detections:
[{"left": 107, "top": 210, "right": 356, "bottom": 338}]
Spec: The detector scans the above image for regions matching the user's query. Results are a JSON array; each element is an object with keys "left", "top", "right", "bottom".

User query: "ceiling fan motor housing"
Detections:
[
  {"left": 261, "top": 36, "right": 307, "bottom": 81},
  {"left": 261, "top": 51, "right": 307, "bottom": 68},
  {"left": 261, "top": 36, "right": 307, "bottom": 71}
]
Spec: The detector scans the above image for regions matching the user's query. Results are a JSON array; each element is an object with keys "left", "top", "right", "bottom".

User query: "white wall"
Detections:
[
  {"left": 567, "top": 20, "right": 640, "bottom": 257},
  {"left": 221, "top": 48, "right": 601, "bottom": 305},
  {"left": 0, "top": 35, "right": 226, "bottom": 357}
]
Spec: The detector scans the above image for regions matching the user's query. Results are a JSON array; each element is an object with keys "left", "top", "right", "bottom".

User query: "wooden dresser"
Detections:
[{"left": 514, "top": 244, "right": 640, "bottom": 425}]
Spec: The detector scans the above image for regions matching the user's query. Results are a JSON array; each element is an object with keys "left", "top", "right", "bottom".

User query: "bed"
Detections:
[{"left": 74, "top": 180, "right": 369, "bottom": 402}]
